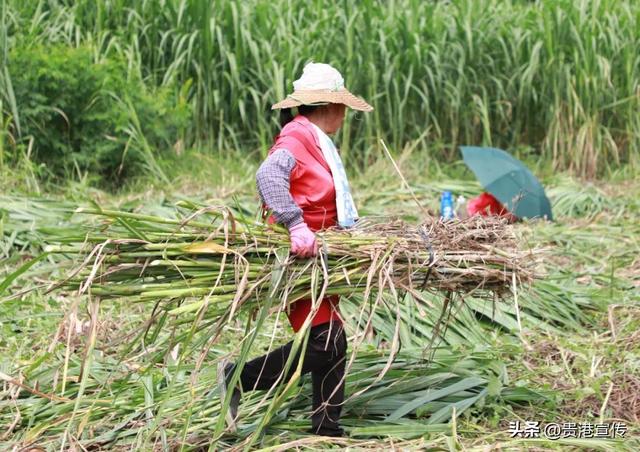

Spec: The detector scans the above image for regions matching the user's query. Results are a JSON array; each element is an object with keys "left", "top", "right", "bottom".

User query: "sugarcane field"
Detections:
[{"left": 1, "top": 1, "right": 639, "bottom": 451}]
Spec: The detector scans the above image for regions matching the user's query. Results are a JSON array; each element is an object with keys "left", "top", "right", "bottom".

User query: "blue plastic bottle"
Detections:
[{"left": 440, "top": 191, "right": 454, "bottom": 220}]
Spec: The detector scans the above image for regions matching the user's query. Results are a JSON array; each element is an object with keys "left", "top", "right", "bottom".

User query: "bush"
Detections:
[{"left": 6, "top": 44, "right": 189, "bottom": 187}]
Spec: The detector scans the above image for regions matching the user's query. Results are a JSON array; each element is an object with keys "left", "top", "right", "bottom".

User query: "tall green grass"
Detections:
[{"left": 3, "top": 0, "right": 639, "bottom": 177}]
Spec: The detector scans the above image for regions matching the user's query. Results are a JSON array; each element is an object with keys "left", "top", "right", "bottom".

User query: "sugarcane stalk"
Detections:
[{"left": 37, "top": 208, "right": 539, "bottom": 354}]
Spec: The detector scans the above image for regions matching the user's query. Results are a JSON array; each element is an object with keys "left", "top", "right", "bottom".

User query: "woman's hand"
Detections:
[{"left": 289, "top": 222, "right": 317, "bottom": 257}]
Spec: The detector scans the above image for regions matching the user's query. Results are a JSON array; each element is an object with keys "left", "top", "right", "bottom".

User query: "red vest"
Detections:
[
  {"left": 270, "top": 115, "right": 337, "bottom": 230},
  {"left": 267, "top": 115, "right": 341, "bottom": 331}
]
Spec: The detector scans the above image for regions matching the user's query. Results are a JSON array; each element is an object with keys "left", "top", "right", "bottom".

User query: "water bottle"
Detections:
[{"left": 440, "top": 191, "right": 454, "bottom": 220}]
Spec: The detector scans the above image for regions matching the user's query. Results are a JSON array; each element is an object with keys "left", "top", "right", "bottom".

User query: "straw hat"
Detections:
[{"left": 271, "top": 62, "right": 373, "bottom": 112}]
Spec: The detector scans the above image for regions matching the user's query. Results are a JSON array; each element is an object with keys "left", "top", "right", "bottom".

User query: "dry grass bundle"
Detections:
[{"left": 44, "top": 204, "right": 536, "bottom": 325}]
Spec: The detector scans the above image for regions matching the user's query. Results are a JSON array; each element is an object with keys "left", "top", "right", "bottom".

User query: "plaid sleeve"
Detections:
[{"left": 256, "top": 148, "right": 304, "bottom": 229}]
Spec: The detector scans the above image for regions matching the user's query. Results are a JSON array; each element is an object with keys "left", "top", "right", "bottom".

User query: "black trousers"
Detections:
[{"left": 235, "top": 322, "right": 347, "bottom": 436}]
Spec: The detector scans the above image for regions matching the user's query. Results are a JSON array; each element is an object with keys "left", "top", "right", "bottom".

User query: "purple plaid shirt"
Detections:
[{"left": 256, "top": 148, "right": 304, "bottom": 229}]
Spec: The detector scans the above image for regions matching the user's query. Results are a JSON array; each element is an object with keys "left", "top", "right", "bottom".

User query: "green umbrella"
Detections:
[{"left": 460, "top": 146, "right": 553, "bottom": 220}]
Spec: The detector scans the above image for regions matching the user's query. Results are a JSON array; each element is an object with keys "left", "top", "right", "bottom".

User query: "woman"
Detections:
[{"left": 218, "top": 62, "right": 373, "bottom": 437}]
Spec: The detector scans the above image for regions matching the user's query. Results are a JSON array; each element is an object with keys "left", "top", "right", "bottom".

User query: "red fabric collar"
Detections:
[{"left": 291, "top": 114, "right": 321, "bottom": 148}]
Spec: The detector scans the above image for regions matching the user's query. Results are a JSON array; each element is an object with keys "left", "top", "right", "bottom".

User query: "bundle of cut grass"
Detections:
[{"left": 42, "top": 202, "right": 536, "bottom": 325}]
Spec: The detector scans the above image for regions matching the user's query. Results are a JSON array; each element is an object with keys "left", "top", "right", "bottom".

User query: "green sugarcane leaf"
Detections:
[
  {"left": 427, "top": 387, "right": 488, "bottom": 424},
  {"left": 349, "top": 422, "right": 450, "bottom": 439},
  {"left": 0, "top": 252, "right": 50, "bottom": 296},
  {"left": 386, "top": 376, "right": 486, "bottom": 421}
]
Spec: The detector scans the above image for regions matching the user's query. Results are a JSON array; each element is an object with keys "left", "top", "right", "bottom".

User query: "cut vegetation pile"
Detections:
[
  {"left": 0, "top": 201, "right": 548, "bottom": 448},
  {"left": 1, "top": 178, "right": 637, "bottom": 449},
  {"left": 42, "top": 203, "right": 537, "bottom": 331}
]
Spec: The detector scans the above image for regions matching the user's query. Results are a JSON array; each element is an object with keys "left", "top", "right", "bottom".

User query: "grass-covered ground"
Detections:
[{"left": 1, "top": 156, "right": 638, "bottom": 450}]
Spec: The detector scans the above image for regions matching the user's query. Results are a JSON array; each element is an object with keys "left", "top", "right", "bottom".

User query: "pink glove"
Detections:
[{"left": 289, "top": 222, "right": 317, "bottom": 257}]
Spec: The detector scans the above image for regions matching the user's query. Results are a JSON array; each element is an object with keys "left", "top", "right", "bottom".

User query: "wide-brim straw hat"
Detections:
[{"left": 271, "top": 62, "right": 373, "bottom": 112}]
